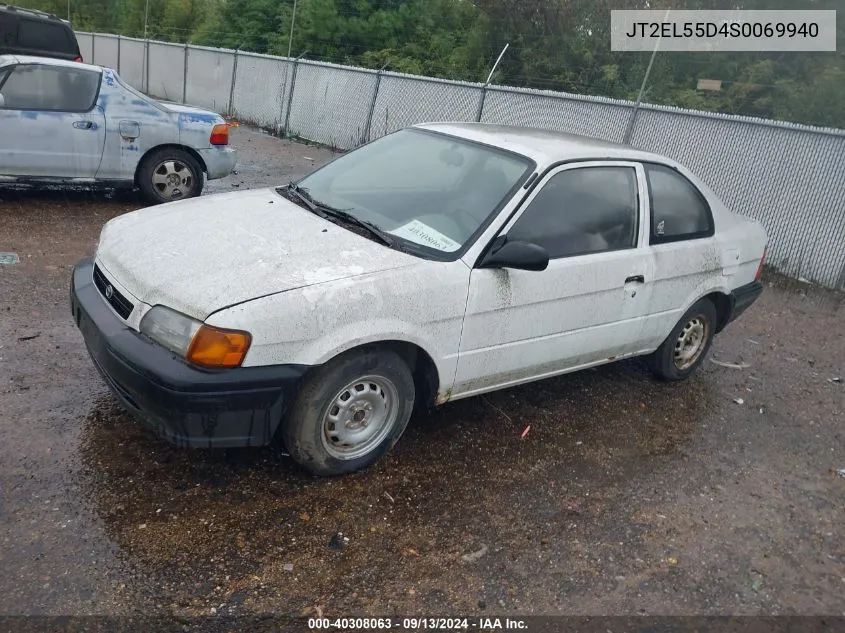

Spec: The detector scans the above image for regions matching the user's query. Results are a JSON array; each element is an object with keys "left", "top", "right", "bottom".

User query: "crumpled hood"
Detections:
[{"left": 95, "top": 188, "right": 415, "bottom": 320}]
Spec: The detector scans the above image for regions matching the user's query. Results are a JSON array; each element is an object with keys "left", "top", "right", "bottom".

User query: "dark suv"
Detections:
[{"left": 0, "top": 4, "right": 82, "bottom": 62}]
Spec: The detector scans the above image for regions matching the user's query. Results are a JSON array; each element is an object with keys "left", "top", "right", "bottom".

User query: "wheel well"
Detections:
[
  {"left": 134, "top": 144, "right": 208, "bottom": 185},
  {"left": 329, "top": 341, "right": 440, "bottom": 409},
  {"left": 704, "top": 291, "right": 732, "bottom": 332}
]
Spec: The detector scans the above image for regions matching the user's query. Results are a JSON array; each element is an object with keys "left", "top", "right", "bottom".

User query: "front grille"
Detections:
[{"left": 93, "top": 264, "right": 134, "bottom": 320}]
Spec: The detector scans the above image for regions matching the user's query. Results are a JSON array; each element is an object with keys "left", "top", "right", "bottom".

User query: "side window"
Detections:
[
  {"left": 0, "top": 64, "right": 100, "bottom": 111},
  {"left": 645, "top": 163, "right": 713, "bottom": 244},
  {"left": 0, "top": 15, "right": 15, "bottom": 46},
  {"left": 506, "top": 166, "right": 639, "bottom": 259},
  {"left": 17, "top": 20, "right": 74, "bottom": 54}
]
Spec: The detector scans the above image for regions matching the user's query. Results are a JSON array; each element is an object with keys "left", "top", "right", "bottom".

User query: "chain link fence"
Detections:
[{"left": 77, "top": 32, "right": 845, "bottom": 290}]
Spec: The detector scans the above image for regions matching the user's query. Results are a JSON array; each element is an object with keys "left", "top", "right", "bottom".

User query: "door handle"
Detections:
[
  {"left": 625, "top": 275, "right": 645, "bottom": 284},
  {"left": 73, "top": 120, "right": 93, "bottom": 130}
]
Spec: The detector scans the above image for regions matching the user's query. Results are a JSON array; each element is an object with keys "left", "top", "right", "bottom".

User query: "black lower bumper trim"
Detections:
[
  {"left": 71, "top": 258, "right": 310, "bottom": 448},
  {"left": 727, "top": 280, "right": 764, "bottom": 325}
]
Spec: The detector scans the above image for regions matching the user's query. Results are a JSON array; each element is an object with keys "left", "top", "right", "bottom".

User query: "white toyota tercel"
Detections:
[{"left": 71, "top": 123, "right": 767, "bottom": 475}]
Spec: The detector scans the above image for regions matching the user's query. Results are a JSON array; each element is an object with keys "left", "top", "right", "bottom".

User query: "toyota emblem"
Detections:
[{"left": 105, "top": 284, "right": 114, "bottom": 299}]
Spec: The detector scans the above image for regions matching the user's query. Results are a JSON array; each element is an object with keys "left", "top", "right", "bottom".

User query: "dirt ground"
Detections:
[{"left": 1, "top": 127, "right": 843, "bottom": 623}]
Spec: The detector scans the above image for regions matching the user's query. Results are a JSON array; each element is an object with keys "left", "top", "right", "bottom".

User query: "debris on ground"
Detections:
[
  {"left": 666, "top": 557, "right": 678, "bottom": 565},
  {"left": 751, "top": 577, "right": 763, "bottom": 592},
  {"left": 482, "top": 396, "right": 512, "bottom": 424},
  {"left": 833, "top": 468, "right": 845, "bottom": 478},
  {"left": 0, "top": 252, "right": 20, "bottom": 265},
  {"left": 384, "top": 492, "right": 395, "bottom": 504},
  {"left": 829, "top": 377, "right": 842, "bottom": 384},
  {"left": 403, "top": 548, "right": 419, "bottom": 557},
  {"left": 565, "top": 500, "right": 582, "bottom": 514},
  {"left": 712, "top": 359, "right": 751, "bottom": 369},
  {"left": 733, "top": 397, "right": 745, "bottom": 405},
  {"left": 17, "top": 333, "right": 40, "bottom": 341},
  {"left": 461, "top": 544, "right": 489, "bottom": 563},
  {"left": 328, "top": 533, "right": 344, "bottom": 550},
  {"left": 283, "top": 563, "right": 294, "bottom": 572},
  {"left": 520, "top": 425, "right": 531, "bottom": 439}
]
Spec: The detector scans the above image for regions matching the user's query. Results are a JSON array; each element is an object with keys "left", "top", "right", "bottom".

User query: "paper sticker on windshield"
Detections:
[{"left": 388, "top": 220, "right": 461, "bottom": 252}]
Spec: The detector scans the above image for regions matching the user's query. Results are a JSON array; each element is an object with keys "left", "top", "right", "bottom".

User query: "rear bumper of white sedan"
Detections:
[{"left": 198, "top": 146, "right": 237, "bottom": 180}]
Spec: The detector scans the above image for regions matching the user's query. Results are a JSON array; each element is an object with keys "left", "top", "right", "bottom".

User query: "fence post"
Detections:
[
  {"left": 283, "top": 51, "right": 308, "bottom": 138},
  {"left": 363, "top": 62, "right": 388, "bottom": 145},
  {"left": 144, "top": 40, "right": 150, "bottom": 94},
  {"left": 475, "top": 86, "right": 487, "bottom": 123},
  {"left": 117, "top": 35, "right": 121, "bottom": 74},
  {"left": 228, "top": 49, "right": 239, "bottom": 116},
  {"left": 182, "top": 41, "right": 189, "bottom": 104},
  {"left": 476, "top": 43, "right": 509, "bottom": 122},
  {"left": 623, "top": 8, "right": 669, "bottom": 144}
]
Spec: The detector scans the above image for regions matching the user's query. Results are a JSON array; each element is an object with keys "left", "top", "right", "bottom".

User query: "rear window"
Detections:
[{"left": 17, "top": 19, "right": 76, "bottom": 54}]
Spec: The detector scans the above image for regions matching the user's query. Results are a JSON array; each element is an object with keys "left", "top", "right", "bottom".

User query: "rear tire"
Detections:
[
  {"left": 137, "top": 148, "right": 204, "bottom": 204},
  {"left": 646, "top": 298, "right": 717, "bottom": 381},
  {"left": 281, "top": 348, "right": 415, "bottom": 476}
]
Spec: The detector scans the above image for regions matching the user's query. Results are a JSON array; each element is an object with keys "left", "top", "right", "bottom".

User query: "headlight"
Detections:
[
  {"left": 139, "top": 306, "right": 252, "bottom": 368},
  {"left": 140, "top": 305, "right": 201, "bottom": 356}
]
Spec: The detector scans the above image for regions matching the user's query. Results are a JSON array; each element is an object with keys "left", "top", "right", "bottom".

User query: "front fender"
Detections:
[{"left": 204, "top": 260, "right": 471, "bottom": 395}]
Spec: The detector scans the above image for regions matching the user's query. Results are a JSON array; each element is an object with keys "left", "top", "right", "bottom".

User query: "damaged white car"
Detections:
[
  {"left": 0, "top": 55, "right": 236, "bottom": 203},
  {"left": 71, "top": 122, "right": 767, "bottom": 475}
]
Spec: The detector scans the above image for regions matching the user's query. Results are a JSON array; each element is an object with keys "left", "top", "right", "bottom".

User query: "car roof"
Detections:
[
  {"left": 0, "top": 54, "right": 103, "bottom": 72},
  {"left": 0, "top": 3, "right": 71, "bottom": 25},
  {"left": 414, "top": 122, "right": 674, "bottom": 167}
]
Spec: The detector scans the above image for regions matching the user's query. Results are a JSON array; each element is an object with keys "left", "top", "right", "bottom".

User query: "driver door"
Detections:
[{"left": 452, "top": 161, "right": 656, "bottom": 397}]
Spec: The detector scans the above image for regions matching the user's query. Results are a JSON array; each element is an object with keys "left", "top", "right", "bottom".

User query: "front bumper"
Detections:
[
  {"left": 70, "top": 258, "right": 308, "bottom": 448},
  {"left": 198, "top": 146, "right": 237, "bottom": 180},
  {"left": 727, "top": 280, "right": 764, "bottom": 325}
]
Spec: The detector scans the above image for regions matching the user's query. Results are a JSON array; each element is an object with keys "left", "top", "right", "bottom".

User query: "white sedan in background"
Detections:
[
  {"left": 0, "top": 55, "right": 236, "bottom": 203},
  {"left": 71, "top": 122, "right": 767, "bottom": 476}
]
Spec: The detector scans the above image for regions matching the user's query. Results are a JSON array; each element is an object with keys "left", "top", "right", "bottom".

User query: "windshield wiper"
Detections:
[{"left": 279, "top": 182, "right": 398, "bottom": 249}]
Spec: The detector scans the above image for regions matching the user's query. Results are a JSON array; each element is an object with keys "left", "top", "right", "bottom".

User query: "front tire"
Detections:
[
  {"left": 138, "top": 148, "right": 204, "bottom": 204},
  {"left": 281, "top": 348, "right": 415, "bottom": 476},
  {"left": 646, "top": 298, "right": 717, "bottom": 381}
]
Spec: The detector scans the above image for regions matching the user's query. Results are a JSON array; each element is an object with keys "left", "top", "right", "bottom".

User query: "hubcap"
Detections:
[
  {"left": 320, "top": 375, "right": 399, "bottom": 460},
  {"left": 673, "top": 315, "right": 709, "bottom": 370},
  {"left": 151, "top": 159, "right": 194, "bottom": 200}
]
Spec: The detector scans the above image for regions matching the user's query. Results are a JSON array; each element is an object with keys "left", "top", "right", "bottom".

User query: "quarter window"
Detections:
[
  {"left": 0, "top": 64, "right": 100, "bottom": 111},
  {"left": 645, "top": 163, "right": 713, "bottom": 243},
  {"left": 506, "top": 166, "right": 639, "bottom": 259}
]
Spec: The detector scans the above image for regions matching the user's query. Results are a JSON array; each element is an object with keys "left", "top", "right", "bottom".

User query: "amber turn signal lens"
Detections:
[
  {"left": 210, "top": 123, "right": 229, "bottom": 146},
  {"left": 186, "top": 324, "right": 251, "bottom": 368}
]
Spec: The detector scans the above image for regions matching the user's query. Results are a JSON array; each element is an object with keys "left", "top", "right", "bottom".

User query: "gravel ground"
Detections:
[{"left": 0, "top": 126, "right": 843, "bottom": 622}]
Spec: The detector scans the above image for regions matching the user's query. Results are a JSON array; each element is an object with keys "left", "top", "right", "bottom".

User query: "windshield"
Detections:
[{"left": 294, "top": 129, "right": 534, "bottom": 258}]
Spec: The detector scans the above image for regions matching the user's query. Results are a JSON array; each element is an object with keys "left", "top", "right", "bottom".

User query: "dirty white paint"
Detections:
[
  {"left": 92, "top": 123, "right": 767, "bottom": 401},
  {"left": 0, "top": 55, "right": 235, "bottom": 185}
]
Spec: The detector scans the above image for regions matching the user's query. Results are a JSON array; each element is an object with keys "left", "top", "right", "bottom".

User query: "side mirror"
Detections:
[{"left": 479, "top": 240, "right": 549, "bottom": 271}]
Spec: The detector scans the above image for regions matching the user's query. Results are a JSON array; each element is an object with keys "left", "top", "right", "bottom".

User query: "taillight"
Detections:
[
  {"left": 755, "top": 246, "right": 767, "bottom": 281},
  {"left": 210, "top": 123, "right": 229, "bottom": 146},
  {"left": 74, "top": 56, "right": 83, "bottom": 63}
]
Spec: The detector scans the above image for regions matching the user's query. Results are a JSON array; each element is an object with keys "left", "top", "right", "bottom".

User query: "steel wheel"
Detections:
[
  {"left": 151, "top": 159, "right": 195, "bottom": 200},
  {"left": 673, "top": 315, "right": 709, "bottom": 370},
  {"left": 320, "top": 375, "right": 400, "bottom": 460}
]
